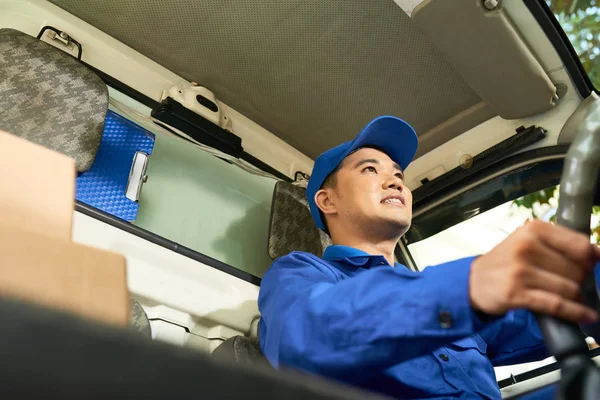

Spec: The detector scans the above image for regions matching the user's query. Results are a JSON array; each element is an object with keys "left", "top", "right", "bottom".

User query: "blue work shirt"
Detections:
[{"left": 258, "top": 245, "right": 550, "bottom": 399}]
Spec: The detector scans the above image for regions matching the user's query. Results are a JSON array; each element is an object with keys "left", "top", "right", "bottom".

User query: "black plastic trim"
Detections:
[
  {"left": 523, "top": 0, "right": 596, "bottom": 97},
  {"left": 75, "top": 201, "right": 262, "bottom": 286},
  {"left": 152, "top": 97, "right": 244, "bottom": 159},
  {"left": 84, "top": 63, "right": 159, "bottom": 110}
]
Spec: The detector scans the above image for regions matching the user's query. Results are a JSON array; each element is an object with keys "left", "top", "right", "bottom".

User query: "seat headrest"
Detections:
[
  {"left": 129, "top": 299, "right": 151, "bottom": 339},
  {"left": 212, "top": 336, "right": 270, "bottom": 368},
  {"left": 0, "top": 29, "right": 108, "bottom": 172},
  {"left": 268, "top": 181, "right": 332, "bottom": 260}
]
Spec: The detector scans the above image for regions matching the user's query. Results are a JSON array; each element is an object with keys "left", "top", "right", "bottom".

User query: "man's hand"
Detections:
[{"left": 470, "top": 220, "right": 600, "bottom": 324}]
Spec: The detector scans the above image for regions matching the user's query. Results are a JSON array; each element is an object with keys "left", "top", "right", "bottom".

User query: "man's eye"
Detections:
[
  {"left": 363, "top": 166, "right": 377, "bottom": 173},
  {"left": 395, "top": 173, "right": 404, "bottom": 180}
]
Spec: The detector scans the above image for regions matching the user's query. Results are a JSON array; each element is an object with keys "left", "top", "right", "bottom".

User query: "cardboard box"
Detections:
[
  {"left": 0, "top": 130, "right": 129, "bottom": 326},
  {"left": 0, "top": 225, "right": 129, "bottom": 326},
  {"left": 0, "top": 131, "right": 74, "bottom": 240}
]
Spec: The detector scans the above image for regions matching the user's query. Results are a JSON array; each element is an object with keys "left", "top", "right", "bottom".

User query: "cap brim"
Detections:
[{"left": 346, "top": 116, "right": 418, "bottom": 171}]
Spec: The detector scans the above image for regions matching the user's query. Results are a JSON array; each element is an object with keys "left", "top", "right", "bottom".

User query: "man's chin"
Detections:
[{"left": 371, "top": 216, "right": 411, "bottom": 237}]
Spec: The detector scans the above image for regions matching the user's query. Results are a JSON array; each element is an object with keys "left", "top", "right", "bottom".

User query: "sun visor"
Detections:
[{"left": 412, "top": 0, "right": 557, "bottom": 119}]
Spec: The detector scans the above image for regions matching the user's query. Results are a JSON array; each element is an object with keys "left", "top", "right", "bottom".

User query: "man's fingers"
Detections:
[
  {"left": 520, "top": 289, "right": 598, "bottom": 324},
  {"left": 528, "top": 221, "right": 597, "bottom": 266},
  {"left": 524, "top": 241, "right": 587, "bottom": 283},
  {"left": 525, "top": 268, "right": 582, "bottom": 301}
]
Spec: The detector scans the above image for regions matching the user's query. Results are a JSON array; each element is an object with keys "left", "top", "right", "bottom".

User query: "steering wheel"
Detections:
[{"left": 534, "top": 99, "right": 600, "bottom": 399}]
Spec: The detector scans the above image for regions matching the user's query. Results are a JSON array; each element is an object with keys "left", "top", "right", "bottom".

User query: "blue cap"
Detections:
[{"left": 306, "top": 116, "right": 418, "bottom": 231}]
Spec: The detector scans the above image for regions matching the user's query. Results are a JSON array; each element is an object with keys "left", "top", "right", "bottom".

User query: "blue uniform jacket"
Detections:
[{"left": 258, "top": 245, "right": 555, "bottom": 399}]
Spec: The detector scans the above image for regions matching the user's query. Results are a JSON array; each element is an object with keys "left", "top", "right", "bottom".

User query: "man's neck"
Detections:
[{"left": 328, "top": 218, "right": 407, "bottom": 265}]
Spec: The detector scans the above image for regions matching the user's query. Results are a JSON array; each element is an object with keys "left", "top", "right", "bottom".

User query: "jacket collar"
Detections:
[{"left": 322, "top": 245, "right": 393, "bottom": 268}]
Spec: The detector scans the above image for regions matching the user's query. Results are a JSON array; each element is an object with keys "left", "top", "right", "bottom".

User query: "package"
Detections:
[
  {"left": 0, "top": 131, "right": 74, "bottom": 240},
  {"left": 0, "top": 130, "right": 129, "bottom": 326}
]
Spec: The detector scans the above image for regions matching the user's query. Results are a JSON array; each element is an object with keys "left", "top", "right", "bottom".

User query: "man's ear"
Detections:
[{"left": 315, "top": 188, "right": 337, "bottom": 217}]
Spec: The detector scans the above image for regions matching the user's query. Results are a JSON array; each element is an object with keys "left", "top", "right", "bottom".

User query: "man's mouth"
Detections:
[{"left": 381, "top": 195, "right": 405, "bottom": 207}]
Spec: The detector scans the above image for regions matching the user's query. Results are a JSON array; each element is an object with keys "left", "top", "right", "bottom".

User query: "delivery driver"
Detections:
[{"left": 257, "top": 116, "right": 600, "bottom": 399}]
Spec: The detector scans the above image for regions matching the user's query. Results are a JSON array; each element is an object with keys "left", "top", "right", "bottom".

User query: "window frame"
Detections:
[{"left": 405, "top": 145, "right": 568, "bottom": 250}]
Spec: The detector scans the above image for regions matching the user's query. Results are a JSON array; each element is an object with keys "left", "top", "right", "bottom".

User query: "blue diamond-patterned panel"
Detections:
[{"left": 76, "top": 110, "right": 155, "bottom": 221}]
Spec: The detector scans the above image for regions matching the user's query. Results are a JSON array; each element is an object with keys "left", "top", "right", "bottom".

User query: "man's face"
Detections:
[{"left": 319, "top": 147, "right": 413, "bottom": 236}]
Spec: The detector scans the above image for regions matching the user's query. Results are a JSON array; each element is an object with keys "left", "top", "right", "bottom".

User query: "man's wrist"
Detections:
[
  {"left": 469, "top": 256, "right": 503, "bottom": 329},
  {"left": 472, "top": 306, "right": 503, "bottom": 330}
]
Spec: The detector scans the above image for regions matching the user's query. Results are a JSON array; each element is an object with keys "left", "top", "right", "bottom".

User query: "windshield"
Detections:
[{"left": 547, "top": 0, "right": 600, "bottom": 88}]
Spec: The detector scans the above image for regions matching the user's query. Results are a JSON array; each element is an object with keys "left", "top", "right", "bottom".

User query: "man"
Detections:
[{"left": 258, "top": 116, "right": 600, "bottom": 399}]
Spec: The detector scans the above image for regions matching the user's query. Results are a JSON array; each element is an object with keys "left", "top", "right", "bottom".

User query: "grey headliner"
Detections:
[{"left": 49, "top": 0, "right": 483, "bottom": 159}]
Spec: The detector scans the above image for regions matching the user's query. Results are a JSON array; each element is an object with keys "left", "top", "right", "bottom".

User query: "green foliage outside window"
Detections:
[{"left": 548, "top": 0, "right": 600, "bottom": 88}]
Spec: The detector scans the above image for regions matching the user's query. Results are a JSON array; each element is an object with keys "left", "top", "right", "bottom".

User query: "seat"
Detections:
[
  {"left": 212, "top": 335, "right": 271, "bottom": 368},
  {"left": 268, "top": 181, "right": 332, "bottom": 260},
  {"left": 129, "top": 299, "right": 152, "bottom": 339},
  {"left": 0, "top": 28, "right": 107, "bottom": 172}
]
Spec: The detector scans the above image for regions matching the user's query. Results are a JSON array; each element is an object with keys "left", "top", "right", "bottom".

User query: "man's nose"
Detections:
[{"left": 384, "top": 175, "right": 404, "bottom": 191}]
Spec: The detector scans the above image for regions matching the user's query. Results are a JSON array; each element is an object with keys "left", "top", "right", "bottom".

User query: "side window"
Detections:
[
  {"left": 408, "top": 185, "right": 562, "bottom": 269},
  {"left": 133, "top": 128, "right": 276, "bottom": 278},
  {"left": 404, "top": 159, "right": 599, "bottom": 383}
]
